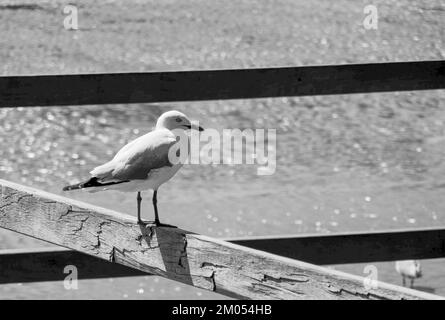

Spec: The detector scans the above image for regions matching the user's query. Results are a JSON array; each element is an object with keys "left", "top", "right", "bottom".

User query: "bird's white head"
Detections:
[{"left": 155, "top": 110, "right": 204, "bottom": 131}]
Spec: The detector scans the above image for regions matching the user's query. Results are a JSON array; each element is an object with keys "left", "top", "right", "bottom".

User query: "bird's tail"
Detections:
[
  {"left": 63, "top": 177, "right": 129, "bottom": 191},
  {"left": 63, "top": 177, "right": 100, "bottom": 191}
]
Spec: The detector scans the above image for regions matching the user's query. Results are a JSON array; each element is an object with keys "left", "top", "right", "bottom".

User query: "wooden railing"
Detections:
[
  {"left": 1, "top": 61, "right": 444, "bottom": 107},
  {"left": 0, "top": 179, "right": 442, "bottom": 300},
  {"left": 2, "top": 227, "right": 445, "bottom": 284},
  {"left": 1, "top": 60, "right": 445, "bottom": 299}
]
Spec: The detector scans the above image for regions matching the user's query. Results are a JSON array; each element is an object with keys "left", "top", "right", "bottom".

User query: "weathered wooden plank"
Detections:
[
  {"left": 0, "top": 179, "right": 442, "bottom": 299},
  {"left": 2, "top": 226, "right": 444, "bottom": 284},
  {"left": 1, "top": 61, "right": 444, "bottom": 108},
  {"left": 228, "top": 228, "right": 445, "bottom": 265},
  {"left": 0, "top": 224, "right": 441, "bottom": 285},
  {"left": 3, "top": 226, "right": 445, "bottom": 284},
  {"left": 0, "top": 247, "right": 148, "bottom": 284}
]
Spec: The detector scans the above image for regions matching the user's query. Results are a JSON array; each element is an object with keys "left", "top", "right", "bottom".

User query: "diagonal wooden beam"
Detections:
[
  {"left": 0, "top": 179, "right": 442, "bottom": 299},
  {"left": 0, "top": 61, "right": 444, "bottom": 108},
  {"left": 4, "top": 224, "right": 445, "bottom": 283},
  {"left": 2, "top": 226, "right": 444, "bottom": 285}
]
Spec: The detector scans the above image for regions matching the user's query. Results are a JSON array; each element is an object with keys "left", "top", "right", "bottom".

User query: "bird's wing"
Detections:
[{"left": 90, "top": 129, "right": 177, "bottom": 181}]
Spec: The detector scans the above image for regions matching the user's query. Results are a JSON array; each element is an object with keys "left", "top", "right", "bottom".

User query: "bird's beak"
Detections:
[{"left": 184, "top": 124, "right": 204, "bottom": 131}]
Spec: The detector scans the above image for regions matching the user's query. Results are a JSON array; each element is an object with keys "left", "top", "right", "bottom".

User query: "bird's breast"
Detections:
[{"left": 146, "top": 164, "right": 183, "bottom": 189}]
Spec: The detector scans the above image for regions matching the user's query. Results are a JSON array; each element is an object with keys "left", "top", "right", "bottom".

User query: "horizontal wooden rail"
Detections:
[
  {"left": 0, "top": 179, "right": 442, "bottom": 299},
  {"left": 0, "top": 247, "right": 147, "bottom": 284},
  {"left": 229, "top": 228, "right": 445, "bottom": 265},
  {"left": 1, "top": 60, "right": 444, "bottom": 107},
  {"left": 2, "top": 226, "right": 445, "bottom": 284}
]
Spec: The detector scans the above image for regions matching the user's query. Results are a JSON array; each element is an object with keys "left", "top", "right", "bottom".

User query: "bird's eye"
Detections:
[{"left": 175, "top": 118, "right": 182, "bottom": 122}]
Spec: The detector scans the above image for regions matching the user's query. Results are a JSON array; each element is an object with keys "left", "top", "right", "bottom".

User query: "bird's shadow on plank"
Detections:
[{"left": 138, "top": 224, "right": 194, "bottom": 286}]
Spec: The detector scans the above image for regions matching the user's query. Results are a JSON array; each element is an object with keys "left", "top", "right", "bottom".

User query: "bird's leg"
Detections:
[
  {"left": 402, "top": 276, "right": 406, "bottom": 287},
  {"left": 410, "top": 279, "right": 414, "bottom": 288},
  {"left": 152, "top": 190, "right": 177, "bottom": 228},
  {"left": 137, "top": 192, "right": 144, "bottom": 224},
  {"left": 153, "top": 190, "right": 160, "bottom": 225}
]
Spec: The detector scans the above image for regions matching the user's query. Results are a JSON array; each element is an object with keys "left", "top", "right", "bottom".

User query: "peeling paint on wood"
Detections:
[{"left": 0, "top": 179, "right": 442, "bottom": 300}]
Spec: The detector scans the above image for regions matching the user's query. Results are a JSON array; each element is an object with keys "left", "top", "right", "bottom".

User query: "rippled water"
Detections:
[{"left": 1, "top": 0, "right": 445, "bottom": 299}]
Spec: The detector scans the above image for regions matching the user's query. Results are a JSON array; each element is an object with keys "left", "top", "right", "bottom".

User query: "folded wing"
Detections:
[{"left": 91, "top": 129, "right": 177, "bottom": 182}]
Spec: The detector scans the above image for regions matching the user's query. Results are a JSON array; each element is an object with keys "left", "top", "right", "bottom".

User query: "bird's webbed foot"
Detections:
[
  {"left": 155, "top": 221, "right": 178, "bottom": 228},
  {"left": 137, "top": 220, "right": 177, "bottom": 228}
]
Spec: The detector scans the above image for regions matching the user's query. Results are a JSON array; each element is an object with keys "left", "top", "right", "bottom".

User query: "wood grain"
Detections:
[
  {"left": 1, "top": 61, "right": 444, "bottom": 107},
  {"left": 3, "top": 226, "right": 445, "bottom": 285},
  {"left": 0, "top": 179, "right": 442, "bottom": 300}
]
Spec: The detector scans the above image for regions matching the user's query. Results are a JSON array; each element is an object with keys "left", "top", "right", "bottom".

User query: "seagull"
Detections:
[
  {"left": 63, "top": 110, "right": 204, "bottom": 227},
  {"left": 395, "top": 260, "right": 422, "bottom": 288}
]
